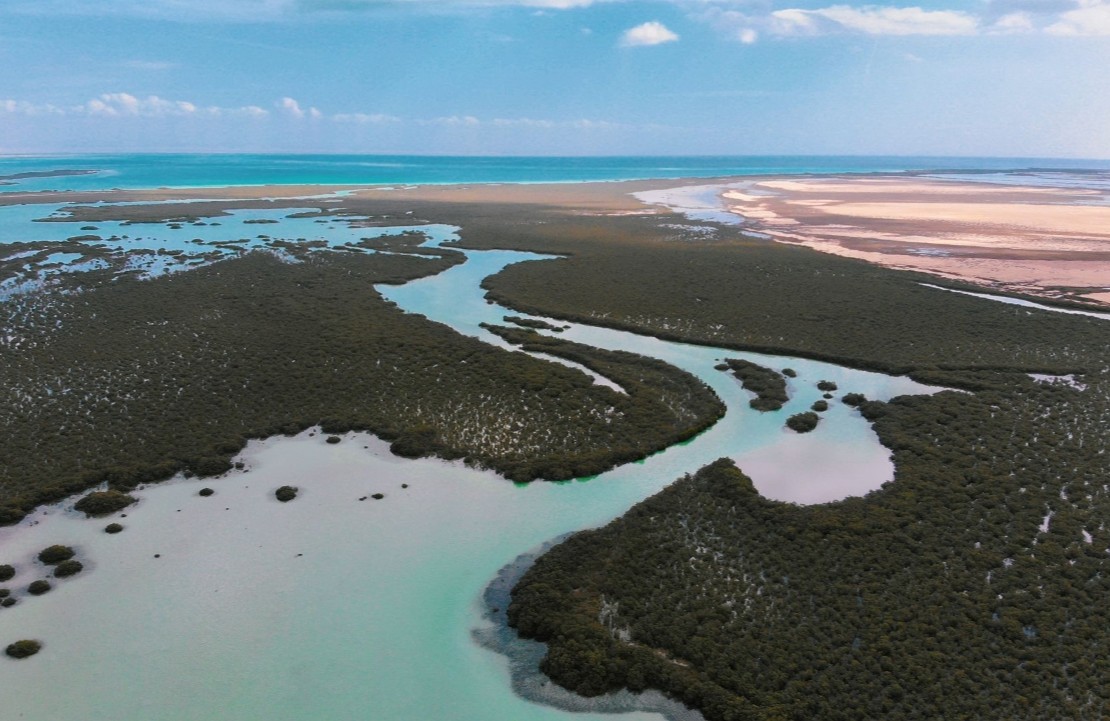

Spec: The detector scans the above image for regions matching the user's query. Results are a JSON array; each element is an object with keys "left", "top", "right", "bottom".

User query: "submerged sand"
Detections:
[{"left": 720, "top": 176, "right": 1110, "bottom": 306}]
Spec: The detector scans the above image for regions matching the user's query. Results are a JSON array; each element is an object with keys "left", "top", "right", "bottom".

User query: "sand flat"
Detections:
[{"left": 726, "top": 175, "right": 1110, "bottom": 306}]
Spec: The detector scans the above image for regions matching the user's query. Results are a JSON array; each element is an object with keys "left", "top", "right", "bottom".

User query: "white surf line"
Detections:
[{"left": 921, "top": 283, "right": 1110, "bottom": 321}]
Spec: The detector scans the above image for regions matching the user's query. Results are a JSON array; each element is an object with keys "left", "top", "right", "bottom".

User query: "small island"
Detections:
[
  {"left": 717, "top": 359, "right": 788, "bottom": 412},
  {"left": 786, "top": 411, "right": 820, "bottom": 433}
]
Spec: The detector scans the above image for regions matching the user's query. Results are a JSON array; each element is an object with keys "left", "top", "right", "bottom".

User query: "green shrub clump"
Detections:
[
  {"left": 5, "top": 639, "right": 41, "bottom": 659},
  {"left": 842, "top": 392, "right": 867, "bottom": 407},
  {"left": 104, "top": 523, "right": 124, "bottom": 534},
  {"left": 53, "top": 560, "right": 83, "bottom": 578},
  {"left": 0, "top": 565, "right": 13, "bottom": 582},
  {"left": 275, "top": 486, "right": 298, "bottom": 503},
  {"left": 74, "top": 490, "right": 136, "bottom": 517},
  {"left": 786, "top": 412, "right": 820, "bottom": 433},
  {"left": 198, "top": 488, "right": 215, "bottom": 497},
  {"left": 817, "top": 380, "right": 838, "bottom": 392},
  {"left": 37, "top": 545, "right": 75, "bottom": 565},
  {"left": 720, "top": 359, "right": 788, "bottom": 412},
  {"left": 27, "top": 580, "right": 51, "bottom": 596},
  {"left": 326, "top": 435, "right": 342, "bottom": 444},
  {"left": 811, "top": 400, "right": 829, "bottom": 412}
]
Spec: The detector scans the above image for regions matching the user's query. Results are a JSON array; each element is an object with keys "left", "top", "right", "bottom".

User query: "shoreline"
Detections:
[
  {"left": 473, "top": 538, "right": 707, "bottom": 721},
  {"left": 5, "top": 169, "right": 1109, "bottom": 312},
  {"left": 713, "top": 174, "right": 1110, "bottom": 308}
]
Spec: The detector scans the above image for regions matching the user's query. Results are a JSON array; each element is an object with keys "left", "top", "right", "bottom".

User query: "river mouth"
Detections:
[{"left": 0, "top": 189, "right": 943, "bottom": 720}]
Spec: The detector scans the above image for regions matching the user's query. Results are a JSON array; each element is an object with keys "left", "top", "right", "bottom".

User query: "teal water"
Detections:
[
  {"left": 2, "top": 154, "right": 1109, "bottom": 192},
  {"left": 0, "top": 210, "right": 942, "bottom": 719}
]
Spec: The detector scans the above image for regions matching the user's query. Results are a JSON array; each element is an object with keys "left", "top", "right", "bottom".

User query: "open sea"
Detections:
[{"left": 2, "top": 153, "right": 1110, "bottom": 192}]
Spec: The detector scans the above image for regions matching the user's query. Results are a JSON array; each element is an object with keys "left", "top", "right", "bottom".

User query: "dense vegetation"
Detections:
[
  {"left": 53, "top": 560, "right": 83, "bottom": 578},
  {"left": 37, "top": 545, "right": 75, "bottom": 565},
  {"left": 7, "top": 185, "right": 1110, "bottom": 716},
  {"left": 484, "top": 324, "right": 724, "bottom": 478},
  {"left": 73, "top": 491, "right": 136, "bottom": 517},
  {"left": 464, "top": 194, "right": 1110, "bottom": 720},
  {"left": 0, "top": 240, "right": 722, "bottom": 522},
  {"left": 715, "top": 359, "right": 787, "bottom": 411},
  {"left": 512, "top": 363, "right": 1110, "bottom": 720},
  {"left": 473, "top": 210, "right": 1101, "bottom": 377},
  {"left": 785, "top": 411, "right": 819, "bottom": 433}
]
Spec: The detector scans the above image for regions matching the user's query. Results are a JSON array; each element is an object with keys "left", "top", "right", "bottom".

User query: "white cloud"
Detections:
[
  {"left": 770, "top": 5, "right": 979, "bottom": 36},
  {"left": 279, "top": 96, "right": 304, "bottom": 118},
  {"left": 234, "top": 105, "right": 271, "bottom": 118},
  {"left": 0, "top": 99, "right": 65, "bottom": 116},
  {"left": 82, "top": 93, "right": 211, "bottom": 117},
  {"left": 424, "top": 115, "right": 481, "bottom": 126},
  {"left": 737, "top": 27, "right": 759, "bottom": 43},
  {"left": 0, "top": 93, "right": 270, "bottom": 119},
  {"left": 620, "top": 20, "right": 680, "bottom": 47},
  {"left": 1046, "top": 0, "right": 1110, "bottom": 34},
  {"left": 990, "top": 11, "right": 1037, "bottom": 31},
  {"left": 333, "top": 112, "right": 401, "bottom": 123}
]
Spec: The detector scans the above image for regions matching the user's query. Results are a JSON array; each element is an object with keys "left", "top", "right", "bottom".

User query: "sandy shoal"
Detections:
[{"left": 725, "top": 175, "right": 1110, "bottom": 306}]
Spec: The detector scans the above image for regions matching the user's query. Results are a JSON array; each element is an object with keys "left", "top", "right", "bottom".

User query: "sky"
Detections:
[{"left": 1, "top": 0, "right": 1108, "bottom": 157}]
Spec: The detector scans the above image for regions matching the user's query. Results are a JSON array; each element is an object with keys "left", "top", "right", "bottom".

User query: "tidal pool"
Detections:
[{"left": 0, "top": 199, "right": 942, "bottom": 720}]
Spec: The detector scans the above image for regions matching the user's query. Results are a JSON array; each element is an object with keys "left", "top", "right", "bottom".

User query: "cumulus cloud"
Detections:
[
  {"left": 737, "top": 27, "right": 759, "bottom": 43},
  {"left": 770, "top": 5, "right": 979, "bottom": 36},
  {"left": 83, "top": 93, "right": 208, "bottom": 117},
  {"left": 991, "top": 10, "right": 1037, "bottom": 31},
  {"left": 620, "top": 20, "right": 680, "bottom": 46},
  {"left": 0, "top": 93, "right": 270, "bottom": 119},
  {"left": 1046, "top": 0, "right": 1110, "bottom": 34},
  {"left": 0, "top": 99, "right": 65, "bottom": 116}
]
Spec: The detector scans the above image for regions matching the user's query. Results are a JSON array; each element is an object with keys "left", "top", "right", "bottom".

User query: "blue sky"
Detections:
[{"left": 1, "top": 0, "right": 1108, "bottom": 157}]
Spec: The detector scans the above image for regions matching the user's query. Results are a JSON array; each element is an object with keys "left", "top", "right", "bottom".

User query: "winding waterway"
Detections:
[{"left": 0, "top": 214, "right": 940, "bottom": 720}]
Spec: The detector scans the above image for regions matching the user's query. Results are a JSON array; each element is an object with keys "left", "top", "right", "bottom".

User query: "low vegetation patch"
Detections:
[
  {"left": 37, "top": 545, "right": 75, "bottom": 565},
  {"left": 27, "top": 580, "right": 51, "bottom": 596},
  {"left": 53, "top": 560, "right": 83, "bottom": 578},
  {"left": 5, "top": 639, "right": 41, "bottom": 659},
  {"left": 718, "top": 359, "right": 788, "bottom": 412},
  {"left": 74, "top": 491, "right": 136, "bottom": 517},
  {"left": 275, "top": 486, "right": 298, "bottom": 503},
  {"left": 786, "top": 411, "right": 819, "bottom": 433},
  {"left": 842, "top": 392, "right": 866, "bottom": 407}
]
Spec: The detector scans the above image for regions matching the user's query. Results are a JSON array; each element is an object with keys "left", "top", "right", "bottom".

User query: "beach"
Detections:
[{"left": 719, "top": 175, "right": 1110, "bottom": 306}]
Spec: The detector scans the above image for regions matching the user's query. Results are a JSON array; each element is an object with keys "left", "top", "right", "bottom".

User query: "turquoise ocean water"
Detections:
[{"left": 2, "top": 153, "right": 1109, "bottom": 192}]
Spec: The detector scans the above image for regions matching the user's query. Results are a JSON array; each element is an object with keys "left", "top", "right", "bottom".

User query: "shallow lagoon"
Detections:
[{"left": 0, "top": 200, "right": 941, "bottom": 720}]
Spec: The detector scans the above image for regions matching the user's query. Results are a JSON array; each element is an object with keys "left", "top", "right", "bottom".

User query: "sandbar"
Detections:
[{"left": 723, "top": 175, "right": 1110, "bottom": 306}]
